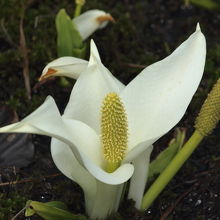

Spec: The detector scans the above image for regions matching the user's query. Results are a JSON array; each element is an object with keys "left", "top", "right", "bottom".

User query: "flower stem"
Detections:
[
  {"left": 74, "top": 0, "right": 85, "bottom": 17},
  {"left": 184, "top": 0, "right": 190, "bottom": 7},
  {"left": 88, "top": 181, "right": 123, "bottom": 219},
  {"left": 74, "top": 4, "right": 82, "bottom": 18},
  {"left": 141, "top": 130, "right": 203, "bottom": 210}
]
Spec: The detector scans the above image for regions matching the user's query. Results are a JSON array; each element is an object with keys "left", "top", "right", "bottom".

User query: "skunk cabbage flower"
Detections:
[
  {"left": 0, "top": 25, "right": 206, "bottom": 219},
  {"left": 73, "top": 9, "right": 114, "bottom": 41}
]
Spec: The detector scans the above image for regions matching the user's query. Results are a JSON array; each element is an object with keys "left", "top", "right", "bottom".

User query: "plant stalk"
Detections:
[
  {"left": 74, "top": 4, "right": 83, "bottom": 18},
  {"left": 141, "top": 130, "right": 203, "bottom": 210}
]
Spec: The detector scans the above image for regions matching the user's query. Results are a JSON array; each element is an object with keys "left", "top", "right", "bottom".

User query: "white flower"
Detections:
[
  {"left": 40, "top": 56, "right": 88, "bottom": 81},
  {"left": 0, "top": 24, "right": 206, "bottom": 219},
  {"left": 73, "top": 9, "right": 114, "bottom": 41}
]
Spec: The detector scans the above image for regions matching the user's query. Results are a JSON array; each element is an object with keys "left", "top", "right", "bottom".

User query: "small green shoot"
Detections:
[
  {"left": 25, "top": 200, "right": 87, "bottom": 220},
  {"left": 148, "top": 128, "right": 186, "bottom": 181},
  {"left": 56, "top": 9, "right": 86, "bottom": 58}
]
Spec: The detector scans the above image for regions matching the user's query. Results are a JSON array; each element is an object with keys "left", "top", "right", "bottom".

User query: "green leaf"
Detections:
[
  {"left": 25, "top": 200, "right": 87, "bottom": 220},
  {"left": 190, "top": 0, "right": 220, "bottom": 10},
  {"left": 148, "top": 128, "right": 186, "bottom": 181},
  {"left": 25, "top": 200, "right": 35, "bottom": 216},
  {"left": 56, "top": 9, "right": 85, "bottom": 57},
  {"left": 72, "top": 43, "right": 87, "bottom": 59},
  {"left": 44, "top": 201, "right": 69, "bottom": 210}
]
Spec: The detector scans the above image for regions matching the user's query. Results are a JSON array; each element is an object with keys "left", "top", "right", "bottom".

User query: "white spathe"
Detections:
[
  {"left": 73, "top": 9, "right": 113, "bottom": 40},
  {"left": 40, "top": 56, "right": 88, "bottom": 80},
  {"left": 39, "top": 9, "right": 113, "bottom": 81},
  {"left": 0, "top": 25, "right": 206, "bottom": 219}
]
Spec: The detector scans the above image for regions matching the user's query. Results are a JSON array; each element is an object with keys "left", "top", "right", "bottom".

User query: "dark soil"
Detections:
[{"left": 0, "top": 0, "right": 220, "bottom": 219}]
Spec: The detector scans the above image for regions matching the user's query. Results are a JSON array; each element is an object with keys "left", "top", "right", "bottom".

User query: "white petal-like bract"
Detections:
[
  {"left": 40, "top": 57, "right": 88, "bottom": 80},
  {"left": 73, "top": 10, "right": 114, "bottom": 40},
  {"left": 121, "top": 27, "right": 206, "bottom": 152}
]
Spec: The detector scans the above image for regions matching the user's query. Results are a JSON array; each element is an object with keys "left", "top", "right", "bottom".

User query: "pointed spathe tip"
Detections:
[
  {"left": 96, "top": 14, "right": 115, "bottom": 24},
  {"left": 196, "top": 23, "right": 201, "bottom": 31},
  {"left": 90, "top": 39, "right": 95, "bottom": 47},
  {"left": 89, "top": 39, "right": 101, "bottom": 65}
]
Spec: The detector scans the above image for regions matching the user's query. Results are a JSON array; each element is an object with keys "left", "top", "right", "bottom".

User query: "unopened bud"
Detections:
[{"left": 195, "top": 78, "right": 220, "bottom": 136}]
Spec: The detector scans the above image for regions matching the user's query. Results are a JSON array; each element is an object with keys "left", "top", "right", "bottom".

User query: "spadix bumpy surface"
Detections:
[{"left": 101, "top": 93, "right": 128, "bottom": 173}]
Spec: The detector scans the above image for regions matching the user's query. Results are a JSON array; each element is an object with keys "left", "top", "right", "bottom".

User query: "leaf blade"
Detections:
[
  {"left": 56, "top": 9, "right": 84, "bottom": 57},
  {"left": 25, "top": 200, "right": 87, "bottom": 220},
  {"left": 148, "top": 128, "right": 186, "bottom": 181}
]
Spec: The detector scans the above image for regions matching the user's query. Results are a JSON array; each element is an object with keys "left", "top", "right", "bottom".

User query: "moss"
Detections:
[{"left": 0, "top": 192, "right": 27, "bottom": 220}]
